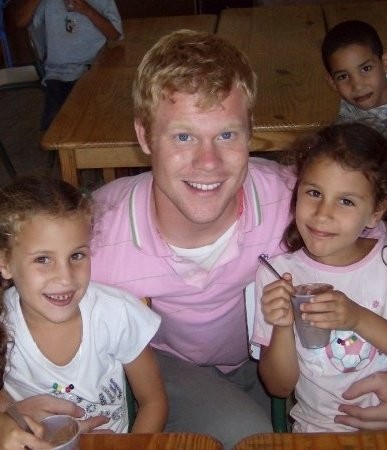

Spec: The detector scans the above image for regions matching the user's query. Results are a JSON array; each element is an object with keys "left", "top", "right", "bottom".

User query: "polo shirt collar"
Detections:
[{"left": 128, "top": 166, "right": 262, "bottom": 256}]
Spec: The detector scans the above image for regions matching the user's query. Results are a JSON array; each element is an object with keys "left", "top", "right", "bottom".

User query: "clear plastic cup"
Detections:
[
  {"left": 292, "top": 283, "right": 333, "bottom": 349},
  {"left": 41, "top": 415, "right": 80, "bottom": 450}
]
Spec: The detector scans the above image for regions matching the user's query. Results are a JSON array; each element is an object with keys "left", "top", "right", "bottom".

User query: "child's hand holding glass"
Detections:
[
  {"left": 300, "top": 289, "right": 365, "bottom": 332},
  {"left": 261, "top": 273, "right": 294, "bottom": 327}
]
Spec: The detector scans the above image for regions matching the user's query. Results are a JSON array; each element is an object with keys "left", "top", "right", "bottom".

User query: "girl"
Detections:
[
  {"left": 252, "top": 123, "right": 387, "bottom": 432},
  {"left": 0, "top": 176, "right": 167, "bottom": 439},
  {"left": 0, "top": 291, "right": 50, "bottom": 450}
]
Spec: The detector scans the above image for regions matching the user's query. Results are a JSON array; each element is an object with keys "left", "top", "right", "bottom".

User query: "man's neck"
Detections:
[{"left": 152, "top": 195, "right": 240, "bottom": 249}]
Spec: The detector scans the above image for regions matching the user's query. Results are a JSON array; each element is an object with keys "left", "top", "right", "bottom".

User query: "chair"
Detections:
[
  {"left": 0, "top": 64, "right": 40, "bottom": 90},
  {"left": 0, "top": 27, "right": 43, "bottom": 91},
  {"left": 125, "top": 378, "right": 137, "bottom": 432},
  {"left": 271, "top": 396, "right": 288, "bottom": 432}
]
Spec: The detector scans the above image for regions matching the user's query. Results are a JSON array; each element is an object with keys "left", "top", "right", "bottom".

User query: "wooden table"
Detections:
[
  {"left": 41, "top": 15, "right": 217, "bottom": 186},
  {"left": 233, "top": 432, "right": 387, "bottom": 450},
  {"left": 80, "top": 432, "right": 223, "bottom": 450},
  {"left": 44, "top": 3, "right": 387, "bottom": 186},
  {"left": 96, "top": 15, "right": 218, "bottom": 68},
  {"left": 323, "top": 1, "right": 387, "bottom": 46},
  {"left": 217, "top": 4, "right": 338, "bottom": 152}
]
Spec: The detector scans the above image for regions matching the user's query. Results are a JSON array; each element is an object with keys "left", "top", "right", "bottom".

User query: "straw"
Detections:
[{"left": 258, "top": 254, "right": 282, "bottom": 280}]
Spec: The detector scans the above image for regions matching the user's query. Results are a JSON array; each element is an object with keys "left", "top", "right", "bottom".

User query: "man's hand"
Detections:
[{"left": 335, "top": 372, "right": 387, "bottom": 430}]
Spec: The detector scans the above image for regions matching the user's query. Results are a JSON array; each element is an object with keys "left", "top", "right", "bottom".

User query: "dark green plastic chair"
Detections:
[
  {"left": 126, "top": 378, "right": 137, "bottom": 432},
  {"left": 271, "top": 396, "right": 288, "bottom": 432}
]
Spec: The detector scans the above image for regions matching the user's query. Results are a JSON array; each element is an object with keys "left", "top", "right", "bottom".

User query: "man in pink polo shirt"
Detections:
[{"left": 91, "top": 30, "right": 293, "bottom": 449}]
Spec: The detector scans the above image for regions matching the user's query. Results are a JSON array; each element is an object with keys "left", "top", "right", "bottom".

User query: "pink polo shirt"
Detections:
[{"left": 91, "top": 158, "right": 294, "bottom": 372}]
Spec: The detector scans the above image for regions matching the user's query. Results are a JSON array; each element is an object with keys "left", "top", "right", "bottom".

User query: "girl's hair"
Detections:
[
  {"left": 0, "top": 176, "right": 91, "bottom": 387},
  {"left": 283, "top": 122, "right": 387, "bottom": 253}
]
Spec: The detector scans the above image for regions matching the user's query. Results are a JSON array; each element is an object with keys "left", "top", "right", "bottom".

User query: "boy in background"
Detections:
[
  {"left": 16, "top": 0, "right": 122, "bottom": 130},
  {"left": 321, "top": 20, "right": 387, "bottom": 137}
]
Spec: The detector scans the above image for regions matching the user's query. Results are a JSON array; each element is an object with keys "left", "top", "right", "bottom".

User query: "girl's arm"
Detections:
[
  {"left": 0, "top": 390, "right": 108, "bottom": 432},
  {"left": 302, "top": 290, "right": 387, "bottom": 354},
  {"left": 14, "top": 0, "right": 42, "bottom": 28},
  {"left": 259, "top": 326, "right": 299, "bottom": 398},
  {"left": 70, "top": 0, "right": 121, "bottom": 40},
  {"left": 355, "top": 308, "right": 387, "bottom": 354},
  {"left": 257, "top": 275, "right": 299, "bottom": 398},
  {"left": 124, "top": 346, "right": 168, "bottom": 433}
]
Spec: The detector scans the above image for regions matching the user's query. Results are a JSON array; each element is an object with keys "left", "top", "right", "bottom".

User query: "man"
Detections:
[
  {"left": 336, "top": 372, "right": 387, "bottom": 430},
  {"left": 90, "top": 29, "right": 293, "bottom": 449}
]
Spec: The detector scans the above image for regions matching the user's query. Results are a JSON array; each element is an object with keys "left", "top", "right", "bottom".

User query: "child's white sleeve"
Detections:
[{"left": 250, "top": 266, "right": 276, "bottom": 358}]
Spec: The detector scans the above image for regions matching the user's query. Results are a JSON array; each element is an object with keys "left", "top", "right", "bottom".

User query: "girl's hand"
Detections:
[
  {"left": 14, "top": 395, "right": 109, "bottom": 432},
  {"left": 261, "top": 273, "right": 294, "bottom": 327},
  {"left": 301, "top": 289, "right": 362, "bottom": 331},
  {"left": 0, "top": 413, "right": 51, "bottom": 450}
]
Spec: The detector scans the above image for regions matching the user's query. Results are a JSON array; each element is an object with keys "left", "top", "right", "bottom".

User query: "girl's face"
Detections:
[
  {"left": 296, "top": 156, "right": 384, "bottom": 266},
  {"left": 0, "top": 213, "right": 91, "bottom": 327}
]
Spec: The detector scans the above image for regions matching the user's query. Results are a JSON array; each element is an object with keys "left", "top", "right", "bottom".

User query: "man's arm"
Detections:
[
  {"left": 69, "top": 0, "right": 121, "bottom": 40},
  {"left": 14, "top": 0, "right": 42, "bottom": 28},
  {"left": 335, "top": 372, "right": 387, "bottom": 430}
]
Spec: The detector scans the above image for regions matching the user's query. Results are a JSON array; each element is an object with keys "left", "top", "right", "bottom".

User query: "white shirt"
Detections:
[{"left": 4, "top": 282, "right": 160, "bottom": 432}]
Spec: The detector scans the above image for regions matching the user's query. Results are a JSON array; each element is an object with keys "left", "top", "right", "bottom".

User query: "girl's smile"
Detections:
[
  {"left": 1, "top": 212, "right": 91, "bottom": 327},
  {"left": 295, "top": 156, "right": 383, "bottom": 266}
]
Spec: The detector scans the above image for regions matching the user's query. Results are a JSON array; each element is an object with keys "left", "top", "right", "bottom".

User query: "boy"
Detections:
[
  {"left": 16, "top": 0, "right": 122, "bottom": 130},
  {"left": 321, "top": 20, "right": 387, "bottom": 137}
]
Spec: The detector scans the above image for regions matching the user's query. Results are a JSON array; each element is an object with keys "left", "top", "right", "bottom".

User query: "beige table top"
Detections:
[
  {"left": 45, "top": 3, "right": 384, "bottom": 185},
  {"left": 97, "top": 15, "right": 219, "bottom": 68},
  {"left": 80, "top": 433, "right": 223, "bottom": 450},
  {"left": 323, "top": 1, "right": 387, "bottom": 46},
  {"left": 217, "top": 5, "right": 338, "bottom": 151},
  {"left": 233, "top": 431, "right": 387, "bottom": 450}
]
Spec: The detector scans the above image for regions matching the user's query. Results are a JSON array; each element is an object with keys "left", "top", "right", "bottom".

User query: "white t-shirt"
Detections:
[
  {"left": 169, "top": 222, "right": 238, "bottom": 271},
  {"left": 4, "top": 282, "right": 160, "bottom": 432},
  {"left": 252, "top": 235, "right": 387, "bottom": 432}
]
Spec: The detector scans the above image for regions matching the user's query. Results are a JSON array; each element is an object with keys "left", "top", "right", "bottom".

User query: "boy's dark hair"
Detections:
[{"left": 321, "top": 20, "right": 383, "bottom": 74}]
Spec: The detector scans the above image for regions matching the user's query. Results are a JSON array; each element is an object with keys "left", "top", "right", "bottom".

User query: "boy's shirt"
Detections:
[
  {"left": 31, "top": 0, "right": 122, "bottom": 82},
  {"left": 336, "top": 98, "right": 387, "bottom": 138}
]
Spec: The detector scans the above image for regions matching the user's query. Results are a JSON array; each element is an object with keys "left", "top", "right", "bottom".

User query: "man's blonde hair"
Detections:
[{"left": 132, "top": 29, "right": 257, "bottom": 139}]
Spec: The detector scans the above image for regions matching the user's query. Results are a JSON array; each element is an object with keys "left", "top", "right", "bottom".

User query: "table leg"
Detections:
[
  {"left": 58, "top": 148, "right": 79, "bottom": 187},
  {"left": 102, "top": 168, "right": 116, "bottom": 183}
]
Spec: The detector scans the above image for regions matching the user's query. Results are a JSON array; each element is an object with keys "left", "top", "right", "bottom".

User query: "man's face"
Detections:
[
  {"left": 135, "top": 86, "right": 251, "bottom": 245},
  {"left": 327, "top": 43, "right": 387, "bottom": 110}
]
